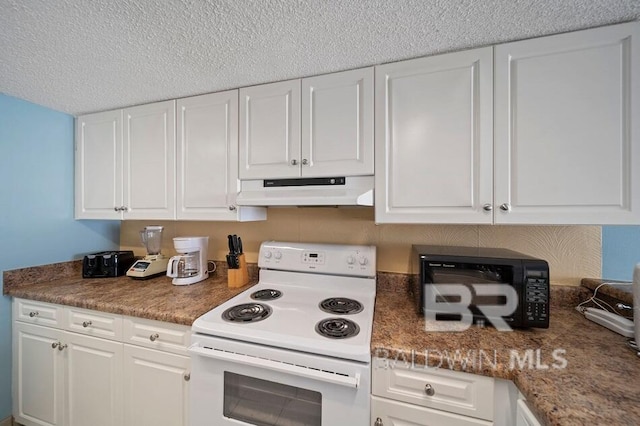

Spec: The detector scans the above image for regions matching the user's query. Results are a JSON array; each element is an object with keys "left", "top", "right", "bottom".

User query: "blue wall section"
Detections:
[
  {"left": 602, "top": 226, "right": 640, "bottom": 281},
  {"left": 0, "top": 94, "right": 120, "bottom": 419}
]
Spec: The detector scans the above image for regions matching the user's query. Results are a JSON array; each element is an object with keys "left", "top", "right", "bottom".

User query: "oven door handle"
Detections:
[{"left": 188, "top": 344, "right": 360, "bottom": 388}]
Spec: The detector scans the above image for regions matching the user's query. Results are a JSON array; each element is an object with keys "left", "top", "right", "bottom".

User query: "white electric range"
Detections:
[{"left": 190, "top": 241, "right": 376, "bottom": 426}]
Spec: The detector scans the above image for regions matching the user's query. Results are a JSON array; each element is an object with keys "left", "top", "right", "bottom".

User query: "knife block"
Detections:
[{"left": 227, "top": 254, "right": 249, "bottom": 288}]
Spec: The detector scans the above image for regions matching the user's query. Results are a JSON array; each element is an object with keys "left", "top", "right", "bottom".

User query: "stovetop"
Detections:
[{"left": 192, "top": 242, "right": 377, "bottom": 363}]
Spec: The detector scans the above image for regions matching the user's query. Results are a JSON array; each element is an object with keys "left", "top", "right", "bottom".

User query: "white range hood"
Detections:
[{"left": 236, "top": 176, "right": 374, "bottom": 207}]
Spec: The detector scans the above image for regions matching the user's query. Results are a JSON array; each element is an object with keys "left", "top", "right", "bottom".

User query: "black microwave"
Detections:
[{"left": 412, "top": 245, "right": 549, "bottom": 329}]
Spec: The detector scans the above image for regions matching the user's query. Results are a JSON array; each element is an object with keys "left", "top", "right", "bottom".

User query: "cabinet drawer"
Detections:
[
  {"left": 123, "top": 317, "right": 190, "bottom": 356},
  {"left": 66, "top": 307, "right": 123, "bottom": 341},
  {"left": 372, "top": 360, "right": 494, "bottom": 421},
  {"left": 14, "top": 299, "right": 64, "bottom": 328},
  {"left": 372, "top": 396, "right": 492, "bottom": 426}
]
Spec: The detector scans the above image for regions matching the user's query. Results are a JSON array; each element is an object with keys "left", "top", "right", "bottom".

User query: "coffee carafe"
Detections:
[{"left": 166, "top": 236, "right": 215, "bottom": 285}]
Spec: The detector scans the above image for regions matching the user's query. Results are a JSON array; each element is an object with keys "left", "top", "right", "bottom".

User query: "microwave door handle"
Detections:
[{"left": 188, "top": 344, "right": 360, "bottom": 389}]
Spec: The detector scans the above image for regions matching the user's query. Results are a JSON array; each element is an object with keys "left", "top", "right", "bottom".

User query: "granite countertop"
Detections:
[
  {"left": 5, "top": 262, "right": 640, "bottom": 425},
  {"left": 3, "top": 260, "right": 258, "bottom": 325},
  {"left": 372, "top": 277, "right": 640, "bottom": 426}
]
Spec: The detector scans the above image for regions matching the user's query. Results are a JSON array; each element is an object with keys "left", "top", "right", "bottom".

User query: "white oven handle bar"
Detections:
[{"left": 189, "top": 344, "right": 360, "bottom": 389}]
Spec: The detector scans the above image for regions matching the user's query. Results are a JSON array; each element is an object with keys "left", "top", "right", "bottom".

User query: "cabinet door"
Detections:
[
  {"left": 13, "top": 322, "right": 65, "bottom": 426},
  {"left": 495, "top": 22, "right": 640, "bottom": 224},
  {"left": 66, "top": 333, "right": 123, "bottom": 426},
  {"left": 375, "top": 47, "right": 494, "bottom": 224},
  {"left": 123, "top": 344, "right": 190, "bottom": 426},
  {"left": 123, "top": 100, "right": 176, "bottom": 219},
  {"left": 371, "top": 396, "right": 492, "bottom": 426},
  {"left": 239, "top": 79, "right": 301, "bottom": 179},
  {"left": 176, "top": 91, "right": 265, "bottom": 221},
  {"left": 301, "top": 67, "right": 374, "bottom": 177},
  {"left": 177, "top": 90, "right": 239, "bottom": 219},
  {"left": 75, "top": 110, "right": 123, "bottom": 219}
]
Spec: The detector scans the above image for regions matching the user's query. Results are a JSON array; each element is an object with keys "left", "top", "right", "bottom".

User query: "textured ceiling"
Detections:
[{"left": 1, "top": 0, "right": 639, "bottom": 116}]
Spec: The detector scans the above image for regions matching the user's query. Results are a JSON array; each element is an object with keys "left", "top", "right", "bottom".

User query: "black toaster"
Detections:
[{"left": 82, "top": 251, "right": 136, "bottom": 278}]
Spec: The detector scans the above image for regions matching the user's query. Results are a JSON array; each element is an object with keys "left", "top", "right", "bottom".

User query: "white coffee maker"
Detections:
[{"left": 166, "top": 237, "right": 214, "bottom": 286}]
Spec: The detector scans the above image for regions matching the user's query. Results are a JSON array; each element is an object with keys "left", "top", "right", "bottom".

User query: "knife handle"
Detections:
[
  {"left": 237, "top": 237, "right": 243, "bottom": 254},
  {"left": 228, "top": 235, "right": 234, "bottom": 254}
]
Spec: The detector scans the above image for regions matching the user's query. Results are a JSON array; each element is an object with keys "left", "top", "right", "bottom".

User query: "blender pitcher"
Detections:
[{"left": 140, "top": 226, "right": 164, "bottom": 256}]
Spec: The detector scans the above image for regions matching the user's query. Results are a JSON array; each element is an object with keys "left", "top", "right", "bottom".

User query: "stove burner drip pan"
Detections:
[
  {"left": 250, "top": 289, "right": 283, "bottom": 301},
  {"left": 319, "top": 297, "right": 364, "bottom": 315},
  {"left": 223, "top": 303, "right": 272, "bottom": 323},
  {"left": 315, "top": 318, "right": 360, "bottom": 339}
]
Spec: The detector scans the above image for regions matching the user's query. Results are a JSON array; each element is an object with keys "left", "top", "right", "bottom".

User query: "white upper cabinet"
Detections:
[
  {"left": 177, "top": 91, "right": 266, "bottom": 221},
  {"left": 75, "top": 100, "right": 176, "bottom": 220},
  {"left": 494, "top": 22, "right": 640, "bottom": 224},
  {"left": 239, "top": 79, "right": 301, "bottom": 179},
  {"left": 375, "top": 47, "right": 494, "bottom": 224},
  {"left": 123, "top": 100, "right": 176, "bottom": 220},
  {"left": 239, "top": 68, "right": 374, "bottom": 180},
  {"left": 302, "top": 67, "right": 374, "bottom": 177},
  {"left": 75, "top": 110, "right": 123, "bottom": 220}
]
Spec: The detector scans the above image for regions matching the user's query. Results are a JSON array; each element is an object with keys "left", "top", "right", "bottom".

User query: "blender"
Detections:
[{"left": 126, "top": 226, "right": 169, "bottom": 279}]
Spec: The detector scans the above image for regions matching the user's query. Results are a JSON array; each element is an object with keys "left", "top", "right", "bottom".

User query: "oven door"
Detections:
[{"left": 189, "top": 334, "right": 371, "bottom": 426}]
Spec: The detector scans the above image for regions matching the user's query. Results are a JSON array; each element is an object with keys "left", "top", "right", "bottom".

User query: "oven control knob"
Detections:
[
  {"left": 358, "top": 255, "right": 368, "bottom": 266},
  {"left": 346, "top": 255, "right": 356, "bottom": 265},
  {"left": 264, "top": 251, "right": 272, "bottom": 259},
  {"left": 274, "top": 251, "right": 282, "bottom": 260}
]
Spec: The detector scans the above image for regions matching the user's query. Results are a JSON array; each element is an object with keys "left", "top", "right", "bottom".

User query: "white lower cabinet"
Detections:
[
  {"left": 13, "top": 322, "right": 65, "bottom": 426},
  {"left": 12, "top": 299, "right": 190, "bottom": 426},
  {"left": 123, "top": 345, "right": 190, "bottom": 426},
  {"left": 372, "top": 396, "right": 491, "bottom": 426},
  {"left": 65, "top": 333, "right": 123, "bottom": 426},
  {"left": 371, "top": 359, "right": 495, "bottom": 426},
  {"left": 515, "top": 399, "right": 542, "bottom": 426}
]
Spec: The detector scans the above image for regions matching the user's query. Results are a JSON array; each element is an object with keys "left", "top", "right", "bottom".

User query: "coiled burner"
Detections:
[
  {"left": 250, "top": 289, "right": 283, "bottom": 301},
  {"left": 319, "top": 297, "right": 363, "bottom": 315},
  {"left": 222, "top": 303, "right": 272, "bottom": 323},
  {"left": 315, "top": 318, "right": 360, "bottom": 339}
]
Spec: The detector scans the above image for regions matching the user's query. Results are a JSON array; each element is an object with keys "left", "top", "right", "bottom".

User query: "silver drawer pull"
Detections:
[
  {"left": 149, "top": 333, "right": 160, "bottom": 342},
  {"left": 82, "top": 321, "right": 92, "bottom": 328},
  {"left": 29, "top": 311, "right": 39, "bottom": 318},
  {"left": 374, "top": 418, "right": 383, "bottom": 426},
  {"left": 58, "top": 343, "right": 68, "bottom": 351},
  {"left": 424, "top": 383, "right": 435, "bottom": 396},
  {"left": 184, "top": 373, "right": 190, "bottom": 382},
  {"left": 52, "top": 342, "right": 60, "bottom": 349}
]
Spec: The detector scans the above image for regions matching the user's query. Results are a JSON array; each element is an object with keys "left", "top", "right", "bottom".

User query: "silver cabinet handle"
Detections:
[
  {"left": 149, "top": 333, "right": 159, "bottom": 342},
  {"left": 228, "top": 205, "right": 236, "bottom": 211},
  {"left": 374, "top": 418, "right": 383, "bottom": 426},
  {"left": 52, "top": 342, "right": 60, "bottom": 349},
  {"left": 301, "top": 159, "right": 308, "bottom": 165},
  {"left": 424, "top": 383, "right": 435, "bottom": 396},
  {"left": 482, "top": 204, "right": 493, "bottom": 212},
  {"left": 121, "top": 206, "right": 128, "bottom": 212},
  {"left": 114, "top": 206, "right": 120, "bottom": 212},
  {"left": 499, "top": 203, "right": 511, "bottom": 212},
  {"left": 82, "top": 321, "right": 92, "bottom": 328},
  {"left": 58, "top": 343, "right": 68, "bottom": 351},
  {"left": 291, "top": 159, "right": 298, "bottom": 166},
  {"left": 184, "top": 373, "right": 190, "bottom": 382},
  {"left": 29, "top": 311, "right": 39, "bottom": 318}
]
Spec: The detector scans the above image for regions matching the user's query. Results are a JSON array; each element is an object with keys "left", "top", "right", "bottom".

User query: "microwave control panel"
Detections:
[{"left": 524, "top": 269, "right": 549, "bottom": 327}]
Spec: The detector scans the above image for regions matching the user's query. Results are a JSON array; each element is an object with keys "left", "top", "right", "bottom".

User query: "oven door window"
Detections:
[{"left": 224, "top": 371, "right": 322, "bottom": 426}]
